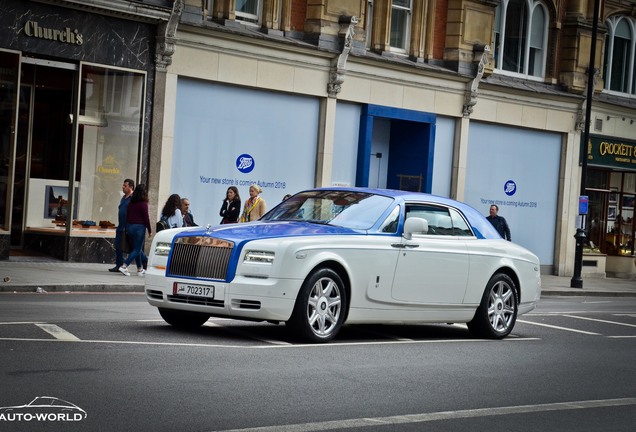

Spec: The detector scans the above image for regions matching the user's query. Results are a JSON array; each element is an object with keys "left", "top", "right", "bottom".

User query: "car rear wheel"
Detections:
[
  {"left": 158, "top": 308, "right": 209, "bottom": 330},
  {"left": 287, "top": 268, "right": 347, "bottom": 343},
  {"left": 467, "top": 273, "right": 518, "bottom": 339}
]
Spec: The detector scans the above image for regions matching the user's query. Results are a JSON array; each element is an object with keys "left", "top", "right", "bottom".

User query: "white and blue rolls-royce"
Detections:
[{"left": 144, "top": 187, "right": 541, "bottom": 342}]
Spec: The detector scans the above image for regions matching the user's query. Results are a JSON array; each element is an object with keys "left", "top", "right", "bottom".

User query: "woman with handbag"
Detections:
[
  {"left": 219, "top": 186, "right": 241, "bottom": 224},
  {"left": 160, "top": 194, "right": 184, "bottom": 229},
  {"left": 240, "top": 184, "right": 266, "bottom": 223},
  {"left": 119, "top": 184, "right": 152, "bottom": 276}
]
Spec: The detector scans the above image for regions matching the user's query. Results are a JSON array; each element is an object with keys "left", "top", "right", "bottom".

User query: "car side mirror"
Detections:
[{"left": 403, "top": 217, "right": 428, "bottom": 240}]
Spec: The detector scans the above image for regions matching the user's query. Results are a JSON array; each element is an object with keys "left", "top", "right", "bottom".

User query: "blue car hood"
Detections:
[{"left": 174, "top": 221, "right": 360, "bottom": 244}]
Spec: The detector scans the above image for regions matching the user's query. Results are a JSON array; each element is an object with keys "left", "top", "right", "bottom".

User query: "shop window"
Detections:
[
  {"left": 0, "top": 50, "right": 20, "bottom": 231},
  {"left": 493, "top": 0, "right": 548, "bottom": 79},
  {"left": 603, "top": 17, "right": 635, "bottom": 94},
  {"left": 74, "top": 64, "right": 145, "bottom": 229},
  {"left": 586, "top": 169, "right": 635, "bottom": 256}
]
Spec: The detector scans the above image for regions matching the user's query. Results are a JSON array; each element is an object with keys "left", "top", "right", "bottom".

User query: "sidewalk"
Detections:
[{"left": 0, "top": 259, "right": 634, "bottom": 296}]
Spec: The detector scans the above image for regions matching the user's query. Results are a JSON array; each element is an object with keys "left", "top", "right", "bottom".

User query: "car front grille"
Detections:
[{"left": 167, "top": 236, "right": 234, "bottom": 280}]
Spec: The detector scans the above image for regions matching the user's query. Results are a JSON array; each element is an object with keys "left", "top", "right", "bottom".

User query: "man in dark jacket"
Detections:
[
  {"left": 109, "top": 178, "right": 134, "bottom": 272},
  {"left": 181, "top": 197, "right": 197, "bottom": 227},
  {"left": 486, "top": 204, "right": 511, "bottom": 241}
]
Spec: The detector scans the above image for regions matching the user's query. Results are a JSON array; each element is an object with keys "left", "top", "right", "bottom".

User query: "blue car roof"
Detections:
[{"left": 306, "top": 187, "right": 502, "bottom": 240}]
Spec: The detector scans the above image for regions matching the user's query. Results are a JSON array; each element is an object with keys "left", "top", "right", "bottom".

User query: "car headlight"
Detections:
[
  {"left": 244, "top": 250, "right": 275, "bottom": 264},
  {"left": 154, "top": 242, "right": 172, "bottom": 256}
]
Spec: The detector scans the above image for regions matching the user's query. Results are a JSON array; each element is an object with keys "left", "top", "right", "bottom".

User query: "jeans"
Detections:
[
  {"left": 123, "top": 224, "right": 148, "bottom": 269},
  {"left": 116, "top": 228, "right": 143, "bottom": 268}
]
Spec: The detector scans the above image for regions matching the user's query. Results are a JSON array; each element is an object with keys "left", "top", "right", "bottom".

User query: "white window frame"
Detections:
[
  {"left": 603, "top": 16, "right": 636, "bottom": 96},
  {"left": 389, "top": 0, "right": 412, "bottom": 54},
  {"left": 494, "top": 0, "right": 548, "bottom": 81},
  {"left": 366, "top": 0, "right": 374, "bottom": 50},
  {"left": 235, "top": 0, "right": 262, "bottom": 25}
]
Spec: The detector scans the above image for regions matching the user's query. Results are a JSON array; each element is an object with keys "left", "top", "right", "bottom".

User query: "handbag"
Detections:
[
  {"left": 120, "top": 230, "right": 133, "bottom": 253},
  {"left": 156, "top": 217, "right": 169, "bottom": 232}
]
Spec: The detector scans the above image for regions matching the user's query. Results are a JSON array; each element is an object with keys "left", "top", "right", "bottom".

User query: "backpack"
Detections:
[{"left": 156, "top": 217, "right": 169, "bottom": 232}]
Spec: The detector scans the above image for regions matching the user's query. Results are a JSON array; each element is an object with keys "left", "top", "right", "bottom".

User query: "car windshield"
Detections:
[{"left": 262, "top": 190, "right": 394, "bottom": 230}]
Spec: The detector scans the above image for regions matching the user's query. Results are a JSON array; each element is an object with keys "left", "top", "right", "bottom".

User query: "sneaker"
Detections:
[
  {"left": 118, "top": 265, "right": 130, "bottom": 276},
  {"left": 108, "top": 266, "right": 119, "bottom": 273},
  {"left": 137, "top": 269, "right": 146, "bottom": 276}
]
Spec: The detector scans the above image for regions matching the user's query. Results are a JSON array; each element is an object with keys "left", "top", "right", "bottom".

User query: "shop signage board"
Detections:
[{"left": 588, "top": 136, "right": 636, "bottom": 170}]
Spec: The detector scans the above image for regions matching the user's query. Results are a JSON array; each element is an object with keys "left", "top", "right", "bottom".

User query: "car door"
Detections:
[{"left": 391, "top": 203, "right": 471, "bottom": 304}]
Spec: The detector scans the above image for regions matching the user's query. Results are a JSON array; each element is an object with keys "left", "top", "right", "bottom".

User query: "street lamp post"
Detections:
[{"left": 571, "top": 0, "right": 600, "bottom": 289}]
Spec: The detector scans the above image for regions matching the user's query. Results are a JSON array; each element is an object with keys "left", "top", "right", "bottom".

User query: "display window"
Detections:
[
  {"left": 0, "top": 52, "right": 145, "bottom": 246},
  {"left": 585, "top": 169, "right": 635, "bottom": 256}
]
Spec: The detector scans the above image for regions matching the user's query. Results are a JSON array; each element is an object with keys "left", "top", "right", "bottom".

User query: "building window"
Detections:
[
  {"left": 366, "top": 0, "right": 374, "bottom": 50},
  {"left": 494, "top": 0, "right": 548, "bottom": 79},
  {"left": 390, "top": 0, "right": 412, "bottom": 52},
  {"left": 603, "top": 17, "right": 634, "bottom": 94},
  {"left": 236, "top": 0, "right": 261, "bottom": 24}
]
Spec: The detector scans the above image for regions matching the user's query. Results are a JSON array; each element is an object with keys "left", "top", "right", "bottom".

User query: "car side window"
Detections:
[
  {"left": 379, "top": 205, "right": 400, "bottom": 233},
  {"left": 449, "top": 208, "right": 474, "bottom": 236},
  {"left": 405, "top": 204, "right": 452, "bottom": 236}
]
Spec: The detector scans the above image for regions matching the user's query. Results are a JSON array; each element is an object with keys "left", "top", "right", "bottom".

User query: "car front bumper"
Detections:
[{"left": 144, "top": 267, "right": 302, "bottom": 322}]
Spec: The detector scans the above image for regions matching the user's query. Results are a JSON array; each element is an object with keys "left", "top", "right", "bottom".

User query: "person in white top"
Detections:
[{"left": 161, "top": 194, "right": 184, "bottom": 228}]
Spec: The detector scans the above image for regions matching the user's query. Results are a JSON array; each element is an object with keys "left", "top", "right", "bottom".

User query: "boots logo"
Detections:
[
  {"left": 236, "top": 154, "right": 255, "bottom": 173},
  {"left": 0, "top": 396, "right": 87, "bottom": 422}
]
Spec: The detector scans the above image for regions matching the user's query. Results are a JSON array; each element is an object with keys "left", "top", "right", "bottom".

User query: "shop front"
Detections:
[
  {"left": 0, "top": 0, "right": 162, "bottom": 261},
  {"left": 583, "top": 136, "right": 636, "bottom": 278}
]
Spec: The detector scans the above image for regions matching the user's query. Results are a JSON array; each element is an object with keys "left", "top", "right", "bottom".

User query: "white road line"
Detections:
[
  {"left": 607, "top": 335, "right": 636, "bottom": 339},
  {"left": 517, "top": 319, "right": 601, "bottom": 335},
  {"left": 563, "top": 314, "right": 636, "bottom": 328},
  {"left": 0, "top": 336, "right": 539, "bottom": 348},
  {"left": 0, "top": 322, "right": 46, "bottom": 325},
  {"left": 210, "top": 397, "right": 636, "bottom": 432},
  {"left": 35, "top": 323, "right": 80, "bottom": 341}
]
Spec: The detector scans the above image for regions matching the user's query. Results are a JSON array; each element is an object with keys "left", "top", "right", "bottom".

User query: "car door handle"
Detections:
[
  {"left": 391, "top": 243, "right": 406, "bottom": 248},
  {"left": 404, "top": 244, "right": 419, "bottom": 248}
]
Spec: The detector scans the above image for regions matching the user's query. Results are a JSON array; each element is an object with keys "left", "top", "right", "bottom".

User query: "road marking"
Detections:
[
  {"left": 35, "top": 323, "right": 80, "bottom": 341},
  {"left": 0, "top": 336, "right": 539, "bottom": 349},
  {"left": 210, "top": 397, "right": 636, "bottom": 432},
  {"left": 0, "top": 322, "right": 46, "bottom": 325},
  {"left": 517, "top": 319, "right": 601, "bottom": 335},
  {"left": 563, "top": 314, "right": 636, "bottom": 328},
  {"left": 607, "top": 335, "right": 636, "bottom": 339}
]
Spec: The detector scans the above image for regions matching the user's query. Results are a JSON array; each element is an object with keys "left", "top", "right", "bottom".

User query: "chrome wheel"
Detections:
[
  {"left": 487, "top": 279, "right": 516, "bottom": 333},
  {"left": 288, "top": 268, "right": 347, "bottom": 342},
  {"left": 306, "top": 276, "right": 342, "bottom": 338},
  {"left": 467, "top": 273, "right": 518, "bottom": 339}
]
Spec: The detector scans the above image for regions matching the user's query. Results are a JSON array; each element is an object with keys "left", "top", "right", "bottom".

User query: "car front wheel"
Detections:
[
  {"left": 287, "top": 268, "right": 347, "bottom": 343},
  {"left": 467, "top": 273, "right": 518, "bottom": 339},
  {"left": 158, "top": 308, "right": 209, "bottom": 330}
]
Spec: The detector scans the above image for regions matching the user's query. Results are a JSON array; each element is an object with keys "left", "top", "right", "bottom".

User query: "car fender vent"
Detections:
[
  {"left": 146, "top": 289, "right": 164, "bottom": 300},
  {"left": 231, "top": 299, "right": 261, "bottom": 310}
]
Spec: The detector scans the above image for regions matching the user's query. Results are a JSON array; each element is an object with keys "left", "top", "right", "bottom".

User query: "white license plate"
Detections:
[{"left": 174, "top": 283, "right": 215, "bottom": 298}]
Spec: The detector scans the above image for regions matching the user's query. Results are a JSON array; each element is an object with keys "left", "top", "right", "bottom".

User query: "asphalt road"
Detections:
[{"left": 0, "top": 294, "right": 635, "bottom": 432}]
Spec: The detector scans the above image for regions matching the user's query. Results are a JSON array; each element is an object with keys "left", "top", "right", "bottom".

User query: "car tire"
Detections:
[
  {"left": 287, "top": 268, "right": 347, "bottom": 343},
  {"left": 158, "top": 308, "right": 209, "bottom": 330},
  {"left": 467, "top": 273, "right": 518, "bottom": 339}
]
